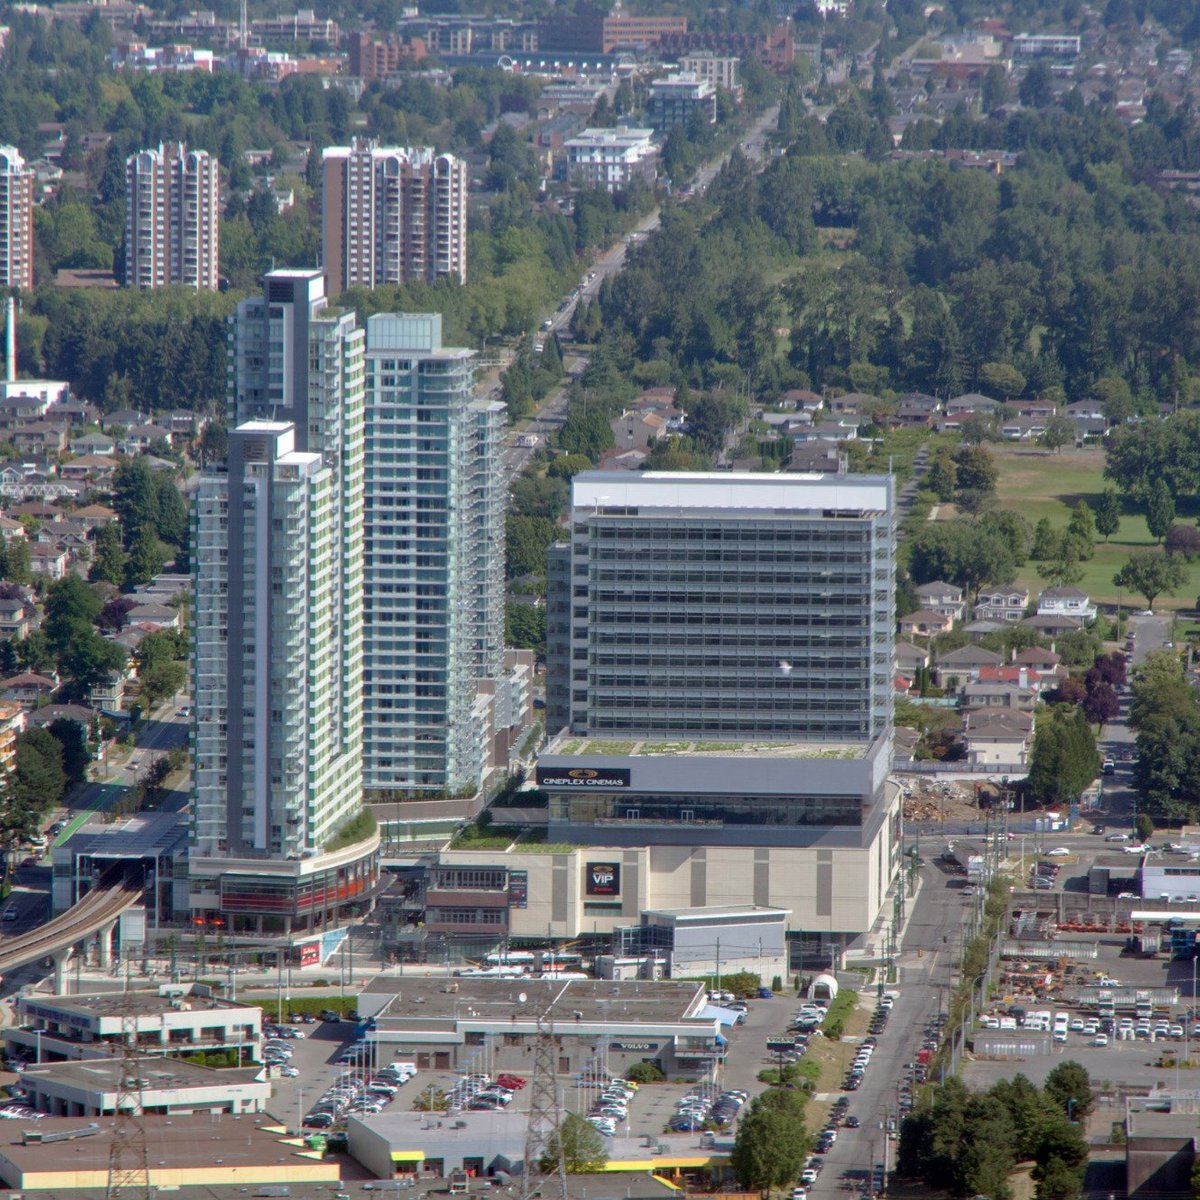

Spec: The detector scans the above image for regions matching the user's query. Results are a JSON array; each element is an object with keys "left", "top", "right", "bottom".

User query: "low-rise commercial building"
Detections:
[
  {"left": 0, "top": 1114, "right": 340, "bottom": 1190},
  {"left": 20, "top": 1056, "right": 269, "bottom": 1116},
  {"left": 355, "top": 977, "right": 721, "bottom": 1077},
  {"left": 7, "top": 986, "right": 263, "bottom": 1063},
  {"left": 678, "top": 52, "right": 739, "bottom": 91}
]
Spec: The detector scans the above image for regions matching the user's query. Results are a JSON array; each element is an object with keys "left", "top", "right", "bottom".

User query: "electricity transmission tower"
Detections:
[
  {"left": 106, "top": 992, "right": 151, "bottom": 1200},
  {"left": 521, "top": 1001, "right": 568, "bottom": 1200}
]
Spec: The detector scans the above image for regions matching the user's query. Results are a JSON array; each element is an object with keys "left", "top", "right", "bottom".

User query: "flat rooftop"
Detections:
[
  {"left": 572, "top": 469, "right": 892, "bottom": 515},
  {"left": 0, "top": 1113, "right": 326, "bottom": 1176},
  {"left": 59, "top": 809, "right": 188, "bottom": 858},
  {"left": 360, "top": 977, "right": 706, "bottom": 1026},
  {"left": 543, "top": 734, "right": 867, "bottom": 760},
  {"left": 22, "top": 1057, "right": 263, "bottom": 1093},
  {"left": 644, "top": 904, "right": 790, "bottom": 922},
  {"left": 25, "top": 988, "right": 257, "bottom": 1019}
]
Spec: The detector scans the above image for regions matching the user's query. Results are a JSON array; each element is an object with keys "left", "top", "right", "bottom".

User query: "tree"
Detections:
[
  {"left": 546, "top": 454, "right": 593, "bottom": 481},
  {"left": 981, "top": 65, "right": 1011, "bottom": 112},
  {"left": 139, "top": 659, "right": 186, "bottom": 709},
  {"left": 1083, "top": 682, "right": 1120, "bottom": 727},
  {"left": 1114, "top": 549, "right": 1188, "bottom": 609},
  {"left": 46, "top": 717, "right": 90, "bottom": 786},
  {"left": 1166, "top": 525, "right": 1200, "bottom": 559},
  {"left": 953, "top": 445, "right": 998, "bottom": 494},
  {"left": 959, "top": 412, "right": 996, "bottom": 445},
  {"left": 61, "top": 629, "right": 127, "bottom": 697},
  {"left": 43, "top": 575, "right": 103, "bottom": 656},
  {"left": 1145, "top": 477, "right": 1176, "bottom": 542},
  {"left": 124, "top": 526, "right": 170, "bottom": 589},
  {"left": 543, "top": 1113, "right": 608, "bottom": 1174},
  {"left": 88, "top": 522, "right": 126, "bottom": 585},
  {"left": 11, "top": 727, "right": 67, "bottom": 815},
  {"left": 1028, "top": 707, "right": 1101, "bottom": 807},
  {"left": 1031, "top": 517, "right": 1058, "bottom": 560},
  {"left": 925, "top": 453, "right": 956, "bottom": 501},
  {"left": 1065, "top": 502, "right": 1096, "bottom": 560},
  {"left": 1044, "top": 1062, "right": 1094, "bottom": 1120},
  {"left": 1038, "top": 542, "right": 1084, "bottom": 588},
  {"left": 731, "top": 1090, "right": 811, "bottom": 1193},
  {"left": 1019, "top": 61, "right": 1054, "bottom": 108},
  {"left": 1095, "top": 488, "right": 1121, "bottom": 541},
  {"left": 1039, "top": 414, "right": 1074, "bottom": 454},
  {"left": 505, "top": 601, "right": 546, "bottom": 653}
]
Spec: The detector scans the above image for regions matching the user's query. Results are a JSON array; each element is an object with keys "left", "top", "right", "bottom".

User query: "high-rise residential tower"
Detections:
[
  {"left": 361, "top": 313, "right": 505, "bottom": 797},
  {"left": 125, "top": 143, "right": 220, "bottom": 290},
  {"left": 0, "top": 147, "right": 33, "bottom": 292},
  {"left": 321, "top": 140, "right": 467, "bottom": 296},
  {"left": 189, "top": 270, "right": 375, "bottom": 934}
]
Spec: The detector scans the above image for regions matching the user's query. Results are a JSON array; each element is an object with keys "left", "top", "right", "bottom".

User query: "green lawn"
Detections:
[{"left": 991, "top": 445, "right": 1200, "bottom": 611}]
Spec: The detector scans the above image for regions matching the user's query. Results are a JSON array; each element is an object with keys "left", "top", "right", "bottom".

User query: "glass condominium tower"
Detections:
[
  {"left": 190, "top": 270, "right": 375, "bottom": 932},
  {"left": 361, "top": 313, "right": 505, "bottom": 797}
]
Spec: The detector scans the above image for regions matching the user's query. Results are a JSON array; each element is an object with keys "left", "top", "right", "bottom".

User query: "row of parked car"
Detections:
[
  {"left": 667, "top": 1085, "right": 748, "bottom": 1133},
  {"left": 448, "top": 1072, "right": 527, "bottom": 1113},
  {"left": 304, "top": 1063, "right": 417, "bottom": 1128},
  {"left": 585, "top": 1077, "right": 639, "bottom": 1137}
]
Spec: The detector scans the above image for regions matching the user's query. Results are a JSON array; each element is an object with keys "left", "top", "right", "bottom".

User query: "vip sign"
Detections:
[{"left": 586, "top": 862, "right": 620, "bottom": 896}]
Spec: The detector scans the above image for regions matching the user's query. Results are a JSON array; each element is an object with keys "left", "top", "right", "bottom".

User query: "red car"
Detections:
[{"left": 497, "top": 1074, "right": 527, "bottom": 1090}]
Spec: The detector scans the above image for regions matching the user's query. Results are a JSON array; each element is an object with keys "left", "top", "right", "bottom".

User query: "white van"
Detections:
[{"left": 1053, "top": 1012, "right": 1069, "bottom": 1034}]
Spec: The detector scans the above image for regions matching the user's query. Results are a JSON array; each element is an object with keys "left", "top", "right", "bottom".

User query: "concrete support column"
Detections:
[
  {"left": 97, "top": 921, "right": 117, "bottom": 969},
  {"left": 51, "top": 946, "right": 73, "bottom": 994}
]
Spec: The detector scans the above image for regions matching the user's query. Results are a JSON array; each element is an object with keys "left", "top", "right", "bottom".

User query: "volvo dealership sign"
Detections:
[{"left": 536, "top": 766, "right": 631, "bottom": 788}]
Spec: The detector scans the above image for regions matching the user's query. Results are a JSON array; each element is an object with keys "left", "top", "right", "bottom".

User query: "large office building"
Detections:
[
  {"left": 321, "top": 140, "right": 467, "bottom": 296},
  {"left": 564, "top": 128, "right": 658, "bottom": 193},
  {"left": 645, "top": 73, "right": 718, "bottom": 132},
  {"left": 125, "top": 143, "right": 220, "bottom": 290},
  {"left": 435, "top": 472, "right": 901, "bottom": 967},
  {"left": 361, "top": 313, "right": 505, "bottom": 798},
  {"left": 189, "top": 270, "right": 377, "bottom": 933},
  {"left": 0, "top": 146, "right": 33, "bottom": 292}
]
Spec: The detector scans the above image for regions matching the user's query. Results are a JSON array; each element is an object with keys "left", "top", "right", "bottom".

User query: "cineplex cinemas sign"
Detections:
[{"left": 535, "top": 766, "right": 631, "bottom": 788}]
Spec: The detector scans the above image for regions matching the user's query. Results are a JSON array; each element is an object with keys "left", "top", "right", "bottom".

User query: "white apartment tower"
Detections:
[
  {"left": 361, "top": 313, "right": 505, "bottom": 797},
  {"left": 0, "top": 147, "right": 33, "bottom": 292},
  {"left": 321, "top": 140, "right": 467, "bottom": 296},
  {"left": 190, "top": 270, "right": 375, "bottom": 934},
  {"left": 125, "top": 143, "right": 220, "bottom": 290}
]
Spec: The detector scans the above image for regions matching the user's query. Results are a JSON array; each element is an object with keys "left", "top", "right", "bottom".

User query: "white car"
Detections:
[
  {"left": 1046, "top": 847, "right": 1071, "bottom": 856},
  {"left": 1093, "top": 1033, "right": 1109, "bottom": 1046},
  {"left": 1124, "top": 844, "right": 1149, "bottom": 854}
]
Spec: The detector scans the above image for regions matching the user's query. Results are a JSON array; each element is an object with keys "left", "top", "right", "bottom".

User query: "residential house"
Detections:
[
  {"left": 936, "top": 644, "right": 1003, "bottom": 683},
  {"left": 961, "top": 681, "right": 1037, "bottom": 711},
  {"left": 611, "top": 409, "right": 670, "bottom": 451},
  {"left": 962, "top": 619, "right": 1006, "bottom": 642},
  {"left": 124, "top": 602, "right": 179, "bottom": 631},
  {"left": 162, "top": 410, "right": 206, "bottom": 443},
  {"left": 101, "top": 409, "right": 147, "bottom": 430},
  {"left": 1071, "top": 417, "right": 1108, "bottom": 442},
  {"left": 69, "top": 432, "right": 116, "bottom": 457},
  {"left": 897, "top": 392, "right": 940, "bottom": 413},
  {"left": 1016, "top": 399, "right": 1058, "bottom": 419},
  {"left": 58, "top": 455, "right": 117, "bottom": 484},
  {"left": 786, "top": 442, "right": 845, "bottom": 473},
  {"left": 780, "top": 389, "right": 823, "bottom": 413},
  {"left": 894, "top": 403, "right": 934, "bottom": 428},
  {"left": 26, "top": 703, "right": 98, "bottom": 733},
  {"left": 895, "top": 641, "right": 930, "bottom": 674},
  {"left": 7, "top": 501, "right": 62, "bottom": 524},
  {"left": 89, "top": 668, "right": 130, "bottom": 713},
  {"left": 999, "top": 415, "right": 1049, "bottom": 441},
  {"left": 945, "top": 392, "right": 999, "bottom": 415},
  {"left": 72, "top": 503, "right": 119, "bottom": 530},
  {"left": 899, "top": 608, "right": 953, "bottom": 639},
  {"left": 118, "top": 424, "right": 173, "bottom": 455},
  {"left": 0, "top": 597, "right": 30, "bottom": 640},
  {"left": 963, "top": 706, "right": 1034, "bottom": 766},
  {"left": 12, "top": 422, "right": 69, "bottom": 455},
  {"left": 974, "top": 584, "right": 1030, "bottom": 622},
  {"left": 1021, "top": 613, "right": 1083, "bottom": 637},
  {"left": 793, "top": 419, "right": 858, "bottom": 444},
  {"left": 595, "top": 447, "right": 647, "bottom": 472},
  {"left": 0, "top": 671, "right": 57, "bottom": 705},
  {"left": 1013, "top": 645, "right": 1062, "bottom": 672},
  {"left": 1037, "top": 586, "right": 1097, "bottom": 622},
  {"left": 0, "top": 395, "right": 48, "bottom": 434},
  {"left": 1064, "top": 400, "right": 1105, "bottom": 421},
  {"left": 0, "top": 700, "right": 25, "bottom": 771},
  {"left": 913, "top": 580, "right": 965, "bottom": 621},
  {"left": 29, "top": 544, "right": 70, "bottom": 579},
  {"left": 975, "top": 665, "right": 1049, "bottom": 694},
  {"left": 0, "top": 516, "right": 26, "bottom": 541},
  {"left": 47, "top": 401, "right": 98, "bottom": 427},
  {"left": 826, "top": 392, "right": 875, "bottom": 416}
]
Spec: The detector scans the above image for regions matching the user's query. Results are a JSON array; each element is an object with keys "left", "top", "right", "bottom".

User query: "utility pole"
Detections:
[
  {"left": 106, "top": 991, "right": 151, "bottom": 1200},
  {"left": 521, "top": 999, "right": 568, "bottom": 1200}
]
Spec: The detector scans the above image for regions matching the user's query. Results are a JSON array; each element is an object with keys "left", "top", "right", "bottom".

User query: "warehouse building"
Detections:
[
  {"left": 355, "top": 976, "right": 723, "bottom": 1076},
  {"left": 20, "top": 1057, "right": 269, "bottom": 1116},
  {"left": 0, "top": 1113, "right": 340, "bottom": 1191},
  {"left": 6, "top": 986, "right": 263, "bottom": 1064}
]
